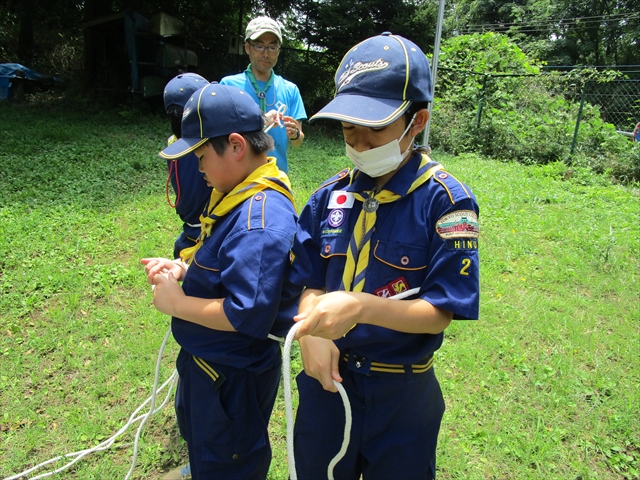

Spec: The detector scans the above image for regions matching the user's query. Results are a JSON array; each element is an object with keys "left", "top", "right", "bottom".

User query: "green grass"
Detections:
[{"left": 1, "top": 103, "right": 638, "bottom": 479}]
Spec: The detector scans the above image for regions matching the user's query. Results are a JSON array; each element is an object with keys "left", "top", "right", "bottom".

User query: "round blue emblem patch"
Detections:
[{"left": 328, "top": 209, "right": 345, "bottom": 228}]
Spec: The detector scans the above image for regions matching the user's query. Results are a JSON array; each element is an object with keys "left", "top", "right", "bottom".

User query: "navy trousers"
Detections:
[
  {"left": 294, "top": 360, "right": 445, "bottom": 480},
  {"left": 175, "top": 349, "right": 281, "bottom": 480}
]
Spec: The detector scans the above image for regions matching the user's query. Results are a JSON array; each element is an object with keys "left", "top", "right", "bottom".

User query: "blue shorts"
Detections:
[
  {"left": 174, "top": 348, "right": 281, "bottom": 480},
  {"left": 293, "top": 358, "right": 445, "bottom": 480}
]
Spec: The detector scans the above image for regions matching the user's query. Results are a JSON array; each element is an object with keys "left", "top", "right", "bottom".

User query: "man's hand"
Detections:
[{"left": 283, "top": 116, "right": 303, "bottom": 145}]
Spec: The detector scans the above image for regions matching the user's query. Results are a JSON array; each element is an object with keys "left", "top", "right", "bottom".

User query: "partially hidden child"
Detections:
[{"left": 162, "top": 73, "right": 212, "bottom": 259}]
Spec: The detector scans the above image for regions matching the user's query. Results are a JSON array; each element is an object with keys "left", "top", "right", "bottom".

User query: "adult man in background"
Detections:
[{"left": 221, "top": 16, "right": 306, "bottom": 174}]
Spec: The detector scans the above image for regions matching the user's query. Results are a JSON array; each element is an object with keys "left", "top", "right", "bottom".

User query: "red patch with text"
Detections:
[{"left": 374, "top": 277, "right": 409, "bottom": 298}]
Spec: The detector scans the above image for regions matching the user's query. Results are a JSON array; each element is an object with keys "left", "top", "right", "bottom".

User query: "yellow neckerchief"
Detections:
[
  {"left": 340, "top": 153, "right": 443, "bottom": 292},
  {"left": 180, "top": 158, "right": 295, "bottom": 264}
]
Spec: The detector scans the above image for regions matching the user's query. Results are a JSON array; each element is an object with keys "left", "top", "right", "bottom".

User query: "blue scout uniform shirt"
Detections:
[
  {"left": 220, "top": 73, "right": 307, "bottom": 174},
  {"left": 166, "top": 137, "right": 212, "bottom": 240},
  {"left": 172, "top": 189, "right": 301, "bottom": 374},
  {"left": 289, "top": 152, "right": 480, "bottom": 366}
]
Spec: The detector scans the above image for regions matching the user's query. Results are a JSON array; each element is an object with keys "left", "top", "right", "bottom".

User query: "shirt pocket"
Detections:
[
  {"left": 185, "top": 243, "right": 223, "bottom": 297},
  {"left": 370, "top": 240, "right": 430, "bottom": 294},
  {"left": 192, "top": 242, "right": 220, "bottom": 272},
  {"left": 373, "top": 240, "right": 429, "bottom": 271},
  {"left": 319, "top": 235, "right": 350, "bottom": 259}
]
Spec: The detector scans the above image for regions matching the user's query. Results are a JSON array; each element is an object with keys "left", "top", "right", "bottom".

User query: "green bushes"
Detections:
[
  {"left": 429, "top": 32, "right": 639, "bottom": 183},
  {"left": 572, "top": 106, "right": 640, "bottom": 182}
]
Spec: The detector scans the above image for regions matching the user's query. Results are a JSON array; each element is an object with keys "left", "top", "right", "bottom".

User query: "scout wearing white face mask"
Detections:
[
  {"left": 291, "top": 32, "right": 480, "bottom": 480},
  {"left": 345, "top": 114, "right": 417, "bottom": 178}
]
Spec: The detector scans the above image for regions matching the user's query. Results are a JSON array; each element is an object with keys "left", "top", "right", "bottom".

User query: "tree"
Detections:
[
  {"left": 445, "top": 0, "right": 639, "bottom": 66},
  {"left": 17, "top": 0, "right": 34, "bottom": 63},
  {"left": 291, "top": 0, "right": 438, "bottom": 66}
]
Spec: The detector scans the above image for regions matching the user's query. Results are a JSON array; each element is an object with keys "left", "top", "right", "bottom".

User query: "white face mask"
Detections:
[{"left": 345, "top": 115, "right": 416, "bottom": 178}]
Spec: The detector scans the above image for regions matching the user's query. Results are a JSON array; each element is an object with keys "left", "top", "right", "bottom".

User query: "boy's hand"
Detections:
[
  {"left": 140, "top": 257, "right": 185, "bottom": 284},
  {"left": 150, "top": 271, "right": 183, "bottom": 317},
  {"left": 294, "top": 291, "right": 363, "bottom": 340},
  {"left": 298, "top": 335, "right": 342, "bottom": 392}
]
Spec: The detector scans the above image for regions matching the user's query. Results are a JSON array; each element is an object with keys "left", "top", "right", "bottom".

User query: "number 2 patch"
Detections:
[{"left": 459, "top": 258, "right": 472, "bottom": 276}]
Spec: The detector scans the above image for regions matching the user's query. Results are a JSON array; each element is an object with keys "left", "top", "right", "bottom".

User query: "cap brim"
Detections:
[
  {"left": 247, "top": 30, "right": 282, "bottom": 43},
  {"left": 309, "top": 94, "right": 412, "bottom": 127},
  {"left": 159, "top": 137, "right": 209, "bottom": 160}
]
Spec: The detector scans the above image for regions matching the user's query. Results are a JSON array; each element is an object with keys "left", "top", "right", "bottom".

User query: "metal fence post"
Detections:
[
  {"left": 422, "top": 0, "right": 446, "bottom": 148},
  {"left": 475, "top": 75, "right": 488, "bottom": 128},
  {"left": 571, "top": 80, "right": 589, "bottom": 155}
]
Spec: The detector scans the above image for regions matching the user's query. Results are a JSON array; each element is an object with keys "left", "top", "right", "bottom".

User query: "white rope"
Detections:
[
  {"left": 124, "top": 327, "right": 174, "bottom": 479},
  {"left": 263, "top": 103, "right": 287, "bottom": 133},
  {"left": 282, "top": 286, "right": 420, "bottom": 480},
  {"left": 325, "top": 382, "right": 351, "bottom": 480},
  {"left": 283, "top": 321, "right": 352, "bottom": 480},
  {"left": 282, "top": 321, "right": 301, "bottom": 480},
  {"left": 7, "top": 286, "right": 422, "bottom": 480},
  {"left": 5, "top": 327, "right": 178, "bottom": 480}
]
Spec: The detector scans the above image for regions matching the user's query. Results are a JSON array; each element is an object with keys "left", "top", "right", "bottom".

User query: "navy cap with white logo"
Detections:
[
  {"left": 163, "top": 73, "right": 208, "bottom": 111},
  {"left": 159, "top": 83, "right": 264, "bottom": 160},
  {"left": 311, "top": 33, "right": 433, "bottom": 127}
]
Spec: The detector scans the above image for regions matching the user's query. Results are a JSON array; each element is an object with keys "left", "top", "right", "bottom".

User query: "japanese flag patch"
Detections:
[{"left": 328, "top": 191, "right": 355, "bottom": 209}]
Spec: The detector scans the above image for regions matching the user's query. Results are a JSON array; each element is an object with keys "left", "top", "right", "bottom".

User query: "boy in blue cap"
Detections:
[
  {"left": 289, "top": 33, "right": 480, "bottom": 479},
  {"left": 141, "top": 83, "right": 301, "bottom": 479},
  {"left": 163, "top": 73, "right": 212, "bottom": 259}
]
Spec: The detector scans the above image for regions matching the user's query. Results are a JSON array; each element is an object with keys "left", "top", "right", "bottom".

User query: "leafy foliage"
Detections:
[
  {"left": 290, "top": 0, "right": 438, "bottom": 66},
  {"left": 285, "top": 0, "right": 440, "bottom": 112},
  {"left": 430, "top": 32, "right": 639, "bottom": 183},
  {"left": 445, "top": 0, "right": 640, "bottom": 66},
  {"left": 437, "top": 31, "right": 542, "bottom": 75}
]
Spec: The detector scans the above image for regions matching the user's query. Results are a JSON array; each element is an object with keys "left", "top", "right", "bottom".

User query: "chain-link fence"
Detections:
[
  {"left": 429, "top": 68, "right": 640, "bottom": 164},
  {"left": 579, "top": 79, "right": 640, "bottom": 134}
]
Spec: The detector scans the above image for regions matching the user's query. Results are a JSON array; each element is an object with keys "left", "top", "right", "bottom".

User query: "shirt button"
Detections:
[{"left": 232, "top": 453, "right": 239, "bottom": 460}]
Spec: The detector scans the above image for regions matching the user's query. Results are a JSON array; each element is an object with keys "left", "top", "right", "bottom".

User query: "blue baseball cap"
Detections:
[
  {"left": 163, "top": 73, "right": 208, "bottom": 110},
  {"left": 310, "top": 33, "right": 433, "bottom": 127},
  {"left": 159, "top": 83, "right": 265, "bottom": 160}
]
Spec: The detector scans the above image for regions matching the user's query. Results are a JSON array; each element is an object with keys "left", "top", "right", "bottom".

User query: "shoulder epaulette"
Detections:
[
  {"left": 311, "top": 167, "right": 351, "bottom": 196},
  {"left": 247, "top": 191, "right": 267, "bottom": 230},
  {"left": 432, "top": 170, "right": 472, "bottom": 205}
]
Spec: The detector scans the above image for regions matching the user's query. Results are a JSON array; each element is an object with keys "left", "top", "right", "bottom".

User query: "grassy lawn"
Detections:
[{"left": 0, "top": 103, "right": 638, "bottom": 479}]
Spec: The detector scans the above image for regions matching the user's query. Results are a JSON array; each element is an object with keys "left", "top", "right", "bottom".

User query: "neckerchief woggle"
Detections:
[
  {"left": 340, "top": 153, "right": 443, "bottom": 293},
  {"left": 245, "top": 64, "right": 275, "bottom": 112},
  {"left": 180, "top": 158, "right": 295, "bottom": 264}
]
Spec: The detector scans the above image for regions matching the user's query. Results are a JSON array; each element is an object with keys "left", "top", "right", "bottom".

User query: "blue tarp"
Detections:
[{"left": 0, "top": 63, "right": 64, "bottom": 100}]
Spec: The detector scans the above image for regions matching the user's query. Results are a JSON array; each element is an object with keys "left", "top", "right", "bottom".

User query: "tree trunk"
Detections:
[{"left": 17, "top": 0, "right": 34, "bottom": 64}]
